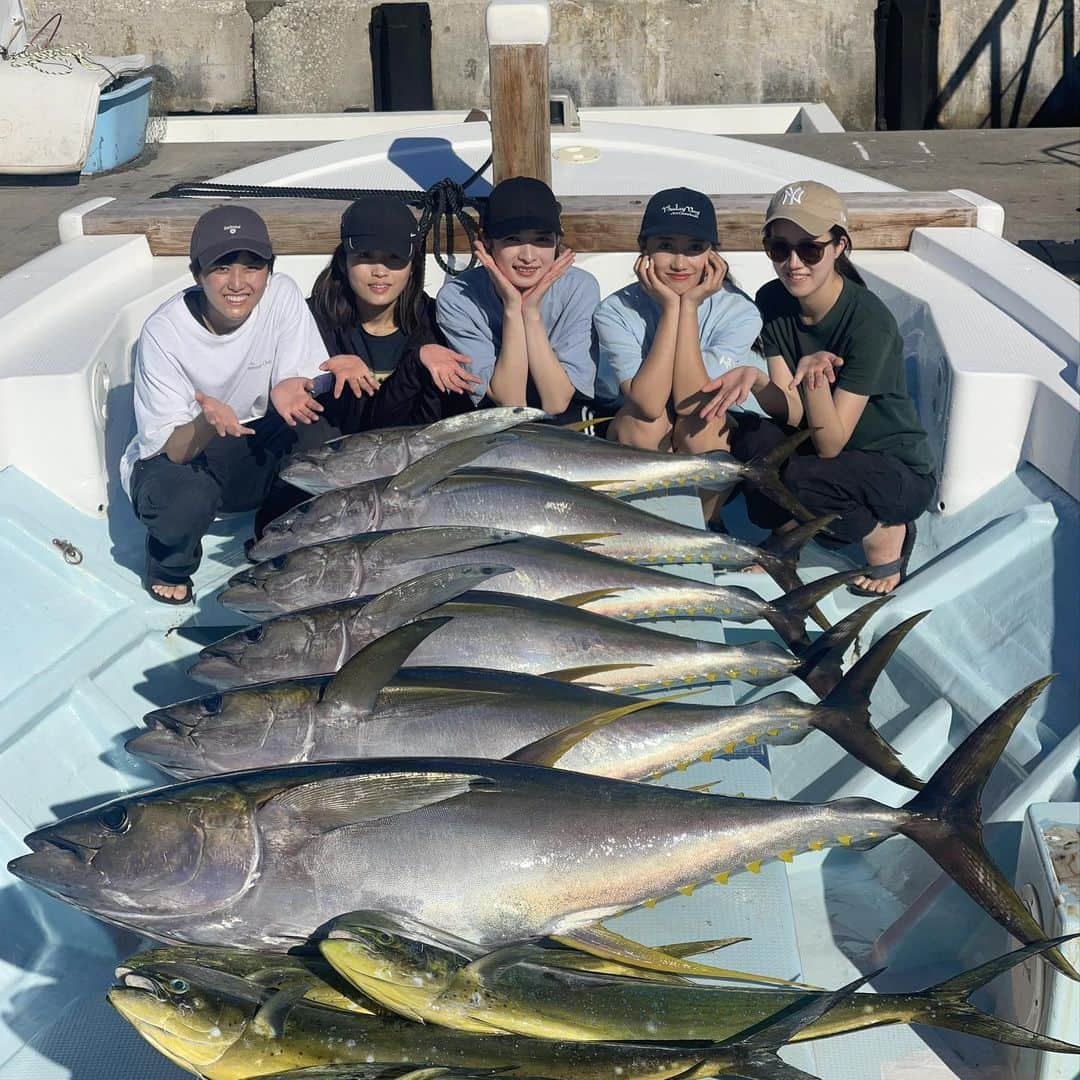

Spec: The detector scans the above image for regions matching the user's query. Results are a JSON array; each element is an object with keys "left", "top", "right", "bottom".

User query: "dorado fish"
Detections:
[
  {"left": 222, "top": 525, "right": 855, "bottom": 651},
  {"left": 283, "top": 419, "right": 816, "bottom": 520},
  {"left": 321, "top": 910, "right": 1080, "bottom": 1053},
  {"left": 11, "top": 676, "right": 1076, "bottom": 985},
  {"left": 108, "top": 952, "right": 867, "bottom": 1080},
  {"left": 253, "top": 435, "right": 831, "bottom": 596},
  {"left": 131, "top": 613, "right": 926, "bottom": 790},
  {"left": 189, "top": 565, "right": 878, "bottom": 694}
]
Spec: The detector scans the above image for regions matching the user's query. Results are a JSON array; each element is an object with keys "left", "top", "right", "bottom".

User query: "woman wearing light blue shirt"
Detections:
[{"left": 594, "top": 187, "right": 763, "bottom": 455}]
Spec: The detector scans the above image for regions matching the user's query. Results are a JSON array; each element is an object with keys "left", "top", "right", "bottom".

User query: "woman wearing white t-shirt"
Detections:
[{"left": 122, "top": 206, "right": 363, "bottom": 604}]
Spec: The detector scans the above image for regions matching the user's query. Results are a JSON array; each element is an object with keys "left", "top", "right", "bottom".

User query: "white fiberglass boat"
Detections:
[{"left": 0, "top": 4, "right": 1076, "bottom": 1079}]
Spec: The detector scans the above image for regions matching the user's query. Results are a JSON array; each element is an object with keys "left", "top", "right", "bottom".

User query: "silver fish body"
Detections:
[
  {"left": 252, "top": 468, "right": 815, "bottom": 594},
  {"left": 13, "top": 756, "right": 905, "bottom": 950},
  {"left": 131, "top": 665, "right": 826, "bottom": 781},
  {"left": 222, "top": 526, "right": 838, "bottom": 648},
  {"left": 189, "top": 591, "right": 803, "bottom": 691},
  {"left": 287, "top": 421, "right": 775, "bottom": 499}
]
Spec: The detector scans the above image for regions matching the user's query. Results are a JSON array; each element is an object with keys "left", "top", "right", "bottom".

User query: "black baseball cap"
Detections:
[
  {"left": 638, "top": 187, "right": 718, "bottom": 246},
  {"left": 483, "top": 176, "right": 561, "bottom": 238},
  {"left": 189, "top": 205, "right": 273, "bottom": 269},
  {"left": 341, "top": 195, "right": 420, "bottom": 260}
]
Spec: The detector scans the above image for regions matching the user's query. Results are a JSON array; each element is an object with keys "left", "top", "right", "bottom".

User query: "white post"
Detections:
[{"left": 486, "top": 0, "right": 552, "bottom": 185}]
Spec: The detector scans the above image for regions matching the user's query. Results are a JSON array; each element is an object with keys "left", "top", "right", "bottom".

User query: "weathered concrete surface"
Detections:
[
  {"left": 24, "top": 0, "right": 1077, "bottom": 128},
  {"left": 2, "top": 129, "right": 1075, "bottom": 280},
  {"left": 23, "top": 0, "right": 255, "bottom": 112},
  {"left": 934, "top": 0, "right": 1079, "bottom": 128}
]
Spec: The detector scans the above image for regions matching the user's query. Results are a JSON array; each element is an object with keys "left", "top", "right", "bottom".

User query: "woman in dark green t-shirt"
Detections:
[{"left": 698, "top": 181, "right": 935, "bottom": 596}]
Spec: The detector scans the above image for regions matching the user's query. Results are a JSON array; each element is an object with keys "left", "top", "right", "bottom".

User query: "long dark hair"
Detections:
[
  {"left": 830, "top": 226, "right": 866, "bottom": 286},
  {"left": 309, "top": 242, "right": 428, "bottom": 337}
]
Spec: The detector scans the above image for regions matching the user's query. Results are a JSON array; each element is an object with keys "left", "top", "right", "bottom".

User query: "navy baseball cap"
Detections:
[
  {"left": 341, "top": 195, "right": 420, "bottom": 260},
  {"left": 638, "top": 187, "right": 718, "bottom": 246},
  {"left": 190, "top": 205, "right": 273, "bottom": 268},
  {"left": 483, "top": 177, "right": 562, "bottom": 238}
]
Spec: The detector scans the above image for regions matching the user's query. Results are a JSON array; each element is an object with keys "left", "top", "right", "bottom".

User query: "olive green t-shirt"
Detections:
[{"left": 756, "top": 276, "right": 934, "bottom": 475}]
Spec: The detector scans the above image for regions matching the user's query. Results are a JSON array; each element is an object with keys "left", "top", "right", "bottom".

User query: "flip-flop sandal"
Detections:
[
  {"left": 848, "top": 521, "right": 917, "bottom": 597},
  {"left": 144, "top": 578, "right": 195, "bottom": 606}
]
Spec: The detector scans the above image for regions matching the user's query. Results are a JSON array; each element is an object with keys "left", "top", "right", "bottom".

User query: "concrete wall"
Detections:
[{"left": 23, "top": 0, "right": 1078, "bottom": 128}]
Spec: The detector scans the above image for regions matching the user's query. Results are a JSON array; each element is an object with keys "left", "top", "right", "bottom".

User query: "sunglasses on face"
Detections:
[{"left": 762, "top": 237, "right": 834, "bottom": 265}]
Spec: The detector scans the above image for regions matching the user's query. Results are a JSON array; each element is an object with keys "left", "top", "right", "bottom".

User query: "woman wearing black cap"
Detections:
[
  {"left": 435, "top": 176, "right": 599, "bottom": 424},
  {"left": 698, "top": 181, "right": 935, "bottom": 596},
  {"left": 594, "top": 186, "right": 762, "bottom": 455},
  {"left": 307, "top": 194, "right": 480, "bottom": 433}
]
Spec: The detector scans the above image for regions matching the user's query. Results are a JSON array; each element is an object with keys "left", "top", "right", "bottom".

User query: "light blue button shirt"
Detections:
[
  {"left": 435, "top": 265, "right": 600, "bottom": 405},
  {"left": 593, "top": 281, "right": 765, "bottom": 406}
]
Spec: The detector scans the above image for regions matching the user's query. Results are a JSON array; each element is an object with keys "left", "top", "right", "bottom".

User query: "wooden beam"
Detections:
[
  {"left": 82, "top": 192, "right": 978, "bottom": 255},
  {"left": 488, "top": 43, "right": 551, "bottom": 185}
]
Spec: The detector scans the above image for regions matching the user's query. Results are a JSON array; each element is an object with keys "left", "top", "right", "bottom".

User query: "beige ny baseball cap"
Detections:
[{"left": 763, "top": 181, "right": 849, "bottom": 237}]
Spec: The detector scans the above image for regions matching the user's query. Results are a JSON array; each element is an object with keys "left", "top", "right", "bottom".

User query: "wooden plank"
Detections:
[
  {"left": 489, "top": 43, "right": 551, "bottom": 185},
  {"left": 82, "top": 191, "right": 978, "bottom": 255}
]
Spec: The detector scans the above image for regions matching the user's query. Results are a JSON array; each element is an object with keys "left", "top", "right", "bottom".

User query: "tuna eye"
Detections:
[
  {"left": 201, "top": 695, "right": 223, "bottom": 716},
  {"left": 327, "top": 441, "right": 344, "bottom": 454},
  {"left": 271, "top": 556, "right": 287, "bottom": 570},
  {"left": 168, "top": 978, "right": 188, "bottom": 994},
  {"left": 243, "top": 626, "right": 264, "bottom": 643},
  {"left": 296, "top": 503, "right": 312, "bottom": 516},
  {"left": 99, "top": 805, "right": 129, "bottom": 833}
]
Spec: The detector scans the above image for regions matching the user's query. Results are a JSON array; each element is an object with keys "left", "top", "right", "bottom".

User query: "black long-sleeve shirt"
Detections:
[{"left": 307, "top": 294, "right": 473, "bottom": 433}]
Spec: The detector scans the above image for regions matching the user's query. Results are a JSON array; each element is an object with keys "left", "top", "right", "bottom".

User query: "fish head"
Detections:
[
  {"left": 132, "top": 684, "right": 315, "bottom": 777},
  {"left": 8, "top": 783, "right": 258, "bottom": 924},
  {"left": 252, "top": 484, "right": 381, "bottom": 561},
  {"left": 189, "top": 611, "right": 336, "bottom": 688},
  {"left": 321, "top": 910, "right": 471, "bottom": 1013},
  {"left": 282, "top": 430, "right": 411, "bottom": 493},
  {"left": 108, "top": 959, "right": 258, "bottom": 1071},
  {"left": 220, "top": 544, "right": 341, "bottom": 618}
]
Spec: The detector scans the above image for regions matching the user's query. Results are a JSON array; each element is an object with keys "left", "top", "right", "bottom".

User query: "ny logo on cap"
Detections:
[{"left": 780, "top": 186, "right": 805, "bottom": 206}]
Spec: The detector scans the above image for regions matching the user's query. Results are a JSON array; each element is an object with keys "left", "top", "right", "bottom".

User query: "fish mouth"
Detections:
[
  {"left": 217, "top": 584, "right": 280, "bottom": 619},
  {"left": 8, "top": 843, "right": 101, "bottom": 901},
  {"left": 125, "top": 730, "right": 202, "bottom": 778},
  {"left": 279, "top": 460, "right": 333, "bottom": 495},
  {"left": 249, "top": 532, "right": 291, "bottom": 561},
  {"left": 187, "top": 654, "right": 245, "bottom": 688}
]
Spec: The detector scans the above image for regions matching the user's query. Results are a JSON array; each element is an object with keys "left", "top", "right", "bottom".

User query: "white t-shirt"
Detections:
[{"left": 121, "top": 273, "right": 328, "bottom": 496}]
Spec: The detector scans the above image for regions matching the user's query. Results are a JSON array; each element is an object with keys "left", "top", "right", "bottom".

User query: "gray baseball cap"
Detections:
[{"left": 190, "top": 205, "right": 273, "bottom": 268}]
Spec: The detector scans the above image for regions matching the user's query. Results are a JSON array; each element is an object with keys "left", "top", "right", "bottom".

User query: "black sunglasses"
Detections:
[{"left": 762, "top": 237, "right": 835, "bottom": 266}]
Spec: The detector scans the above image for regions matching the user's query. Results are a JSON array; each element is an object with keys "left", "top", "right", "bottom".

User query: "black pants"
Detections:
[
  {"left": 130, "top": 410, "right": 337, "bottom": 584},
  {"left": 729, "top": 414, "right": 935, "bottom": 544}
]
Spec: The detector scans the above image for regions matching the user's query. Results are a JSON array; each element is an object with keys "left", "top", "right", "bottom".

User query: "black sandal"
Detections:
[
  {"left": 144, "top": 578, "right": 194, "bottom": 605},
  {"left": 848, "top": 521, "right": 916, "bottom": 597}
]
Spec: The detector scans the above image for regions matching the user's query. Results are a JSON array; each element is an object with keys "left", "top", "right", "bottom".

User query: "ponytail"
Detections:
[{"left": 832, "top": 227, "right": 866, "bottom": 287}]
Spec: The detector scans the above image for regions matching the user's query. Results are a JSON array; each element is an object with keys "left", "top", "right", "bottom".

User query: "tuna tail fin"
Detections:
[
  {"left": 738, "top": 429, "right": 818, "bottom": 524},
  {"left": 908, "top": 935, "right": 1080, "bottom": 1052},
  {"left": 899, "top": 675, "right": 1080, "bottom": 982},
  {"left": 755, "top": 516, "right": 837, "bottom": 627},
  {"left": 809, "top": 611, "right": 930, "bottom": 790},
  {"left": 768, "top": 569, "right": 867, "bottom": 652},
  {"left": 793, "top": 596, "right": 891, "bottom": 698},
  {"left": 709, "top": 972, "right": 876, "bottom": 1080}
]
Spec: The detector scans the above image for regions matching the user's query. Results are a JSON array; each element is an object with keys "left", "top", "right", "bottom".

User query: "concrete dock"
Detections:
[{"left": 2, "top": 127, "right": 1077, "bottom": 279}]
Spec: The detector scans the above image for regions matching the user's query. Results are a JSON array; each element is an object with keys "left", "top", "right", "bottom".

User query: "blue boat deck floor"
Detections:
[{"left": 0, "top": 469, "right": 1076, "bottom": 1078}]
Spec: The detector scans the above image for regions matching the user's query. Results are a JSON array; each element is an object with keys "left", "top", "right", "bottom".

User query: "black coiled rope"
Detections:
[{"left": 153, "top": 156, "right": 493, "bottom": 275}]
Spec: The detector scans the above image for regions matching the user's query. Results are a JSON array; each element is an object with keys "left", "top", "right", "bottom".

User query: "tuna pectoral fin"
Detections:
[
  {"left": 549, "top": 531, "right": 621, "bottom": 547},
  {"left": 540, "top": 663, "right": 650, "bottom": 684},
  {"left": 795, "top": 596, "right": 891, "bottom": 698},
  {"left": 712, "top": 972, "right": 875, "bottom": 1080},
  {"left": 552, "top": 587, "right": 628, "bottom": 608},
  {"left": 360, "top": 564, "right": 513, "bottom": 626},
  {"left": 811, "top": 611, "right": 930, "bottom": 790},
  {"left": 756, "top": 516, "right": 838, "bottom": 624},
  {"left": 385, "top": 433, "right": 519, "bottom": 499},
  {"left": 416, "top": 404, "right": 548, "bottom": 442},
  {"left": 551, "top": 925, "right": 820, "bottom": 989},
  {"left": 258, "top": 771, "right": 493, "bottom": 834},
  {"left": 770, "top": 569, "right": 867, "bottom": 652},
  {"left": 740, "top": 429, "right": 818, "bottom": 525},
  {"left": 507, "top": 691, "right": 703, "bottom": 768},
  {"left": 323, "top": 618, "right": 453, "bottom": 711},
  {"left": 899, "top": 675, "right": 1080, "bottom": 983},
  {"left": 563, "top": 415, "right": 615, "bottom": 432},
  {"left": 367, "top": 526, "right": 522, "bottom": 563},
  {"left": 911, "top": 935, "right": 1080, "bottom": 1052}
]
